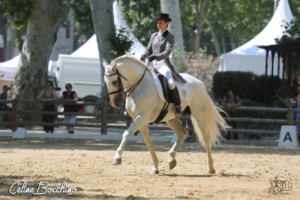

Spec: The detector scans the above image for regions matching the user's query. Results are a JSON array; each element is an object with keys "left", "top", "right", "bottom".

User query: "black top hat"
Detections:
[{"left": 155, "top": 13, "right": 172, "bottom": 22}]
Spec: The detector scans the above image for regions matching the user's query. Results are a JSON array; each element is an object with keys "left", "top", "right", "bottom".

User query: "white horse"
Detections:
[{"left": 103, "top": 56, "right": 228, "bottom": 174}]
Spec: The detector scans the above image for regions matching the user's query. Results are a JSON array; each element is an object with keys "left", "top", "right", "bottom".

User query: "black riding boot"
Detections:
[{"left": 171, "top": 87, "right": 182, "bottom": 117}]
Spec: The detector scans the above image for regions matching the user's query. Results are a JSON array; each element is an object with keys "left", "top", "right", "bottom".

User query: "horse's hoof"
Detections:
[
  {"left": 150, "top": 170, "right": 159, "bottom": 174},
  {"left": 209, "top": 169, "right": 215, "bottom": 174},
  {"left": 168, "top": 160, "right": 177, "bottom": 170},
  {"left": 112, "top": 158, "right": 122, "bottom": 165}
]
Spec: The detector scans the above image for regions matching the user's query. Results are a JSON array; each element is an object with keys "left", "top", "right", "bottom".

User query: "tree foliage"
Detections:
[
  {"left": 109, "top": 28, "right": 133, "bottom": 57},
  {"left": 0, "top": 0, "right": 74, "bottom": 29},
  {"left": 0, "top": 0, "right": 33, "bottom": 30},
  {"left": 207, "top": 1, "right": 273, "bottom": 51},
  {"left": 121, "top": 0, "right": 300, "bottom": 56},
  {"left": 275, "top": 19, "right": 300, "bottom": 44},
  {"left": 120, "top": 0, "right": 160, "bottom": 46},
  {"left": 69, "top": 0, "right": 94, "bottom": 34}
]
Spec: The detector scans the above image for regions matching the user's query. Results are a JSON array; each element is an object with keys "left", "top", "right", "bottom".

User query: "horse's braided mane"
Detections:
[{"left": 112, "top": 55, "right": 147, "bottom": 69}]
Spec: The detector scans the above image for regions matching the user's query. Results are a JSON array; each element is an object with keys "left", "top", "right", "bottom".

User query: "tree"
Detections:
[
  {"left": 180, "top": 0, "right": 210, "bottom": 53},
  {"left": 207, "top": 0, "right": 274, "bottom": 53},
  {"left": 160, "top": 0, "right": 185, "bottom": 71},
  {"left": 0, "top": 1, "right": 32, "bottom": 60},
  {"left": 276, "top": 19, "right": 300, "bottom": 44},
  {"left": 89, "top": 0, "right": 115, "bottom": 102},
  {"left": 0, "top": 5, "right": 8, "bottom": 59},
  {"left": 9, "top": 0, "right": 63, "bottom": 121},
  {"left": 120, "top": 0, "right": 160, "bottom": 47},
  {"left": 287, "top": 0, "right": 300, "bottom": 21},
  {"left": 69, "top": 0, "right": 94, "bottom": 51}
]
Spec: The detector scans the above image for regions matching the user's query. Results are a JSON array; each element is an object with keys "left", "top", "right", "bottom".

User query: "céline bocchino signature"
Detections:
[{"left": 9, "top": 181, "right": 77, "bottom": 195}]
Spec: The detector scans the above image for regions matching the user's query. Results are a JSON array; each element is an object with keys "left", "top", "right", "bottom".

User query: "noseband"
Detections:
[{"left": 105, "top": 68, "right": 147, "bottom": 100}]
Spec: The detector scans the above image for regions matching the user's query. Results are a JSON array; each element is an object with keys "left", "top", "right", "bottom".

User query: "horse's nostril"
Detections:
[{"left": 116, "top": 103, "right": 119, "bottom": 107}]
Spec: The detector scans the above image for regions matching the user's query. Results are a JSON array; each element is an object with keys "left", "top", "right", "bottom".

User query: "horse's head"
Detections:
[{"left": 103, "top": 59, "right": 127, "bottom": 108}]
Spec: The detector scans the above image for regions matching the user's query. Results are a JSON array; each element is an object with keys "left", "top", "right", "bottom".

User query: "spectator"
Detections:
[
  {"left": 37, "top": 80, "right": 58, "bottom": 133},
  {"left": 0, "top": 85, "right": 9, "bottom": 108},
  {"left": 0, "top": 85, "right": 12, "bottom": 123},
  {"left": 59, "top": 83, "right": 78, "bottom": 134},
  {"left": 221, "top": 87, "right": 241, "bottom": 140},
  {"left": 274, "top": 80, "right": 292, "bottom": 99}
]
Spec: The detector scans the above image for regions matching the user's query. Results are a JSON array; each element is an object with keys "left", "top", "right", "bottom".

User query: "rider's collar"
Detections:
[{"left": 157, "top": 29, "right": 169, "bottom": 37}]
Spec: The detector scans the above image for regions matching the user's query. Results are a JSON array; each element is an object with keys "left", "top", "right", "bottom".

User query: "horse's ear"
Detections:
[
  {"left": 104, "top": 59, "right": 117, "bottom": 72},
  {"left": 102, "top": 59, "right": 108, "bottom": 69}
]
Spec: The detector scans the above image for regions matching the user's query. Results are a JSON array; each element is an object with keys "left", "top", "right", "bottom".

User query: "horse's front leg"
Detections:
[
  {"left": 166, "top": 118, "right": 188, "bottom": 170},
  {"left": 139, "top": 125, "right": 159, "bottom": 174},
  {"left": 112, "top": 114, "right": 148, "bottom": 165}
]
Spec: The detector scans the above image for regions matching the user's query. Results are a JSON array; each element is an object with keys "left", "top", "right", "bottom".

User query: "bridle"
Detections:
[{"left": 105, "top": 68, "right": 147, "bottom": 100}]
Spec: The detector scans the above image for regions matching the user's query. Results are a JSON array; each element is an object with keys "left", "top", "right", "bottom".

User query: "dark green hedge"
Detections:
[{"left": 212, "top": 71, "right": 282, "bottom": 103}]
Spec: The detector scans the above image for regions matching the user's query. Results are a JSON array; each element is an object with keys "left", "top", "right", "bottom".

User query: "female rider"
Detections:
[{"left": 140, "top": 13, "right": 186, "bottom": 117}]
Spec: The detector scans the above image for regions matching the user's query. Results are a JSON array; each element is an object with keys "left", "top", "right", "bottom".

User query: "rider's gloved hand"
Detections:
[
  {"left": 140, "top": 54, "right": 147, "bottom": 62},
  {"left": 148, "top": 55, "right": 157, "bottom": 62}
]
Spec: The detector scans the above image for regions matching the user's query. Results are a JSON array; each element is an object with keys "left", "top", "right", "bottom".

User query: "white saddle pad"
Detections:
[{"left": 150, "top": 71, "right": 190, "bottom": 102}]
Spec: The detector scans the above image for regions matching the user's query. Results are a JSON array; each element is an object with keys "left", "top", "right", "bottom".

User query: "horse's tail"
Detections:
[{"left": 191, "top": 91, "right": 229, "bottom": 148}]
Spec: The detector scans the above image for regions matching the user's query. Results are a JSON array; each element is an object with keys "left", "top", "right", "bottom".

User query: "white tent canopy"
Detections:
[
  {"left": 219, "top": 0, "right": 294, "bottom": 77},
  {"left": 0, "top": 55, "right": 20, "bottom": 81},
  {"left": 0, "top": 55, "right": 20, "bottom": 73},
  {"left": 0, "top": 55, "right": 54, "bottom": 81},
  {"left": 71, "top": 1, "right": 145, "bottom": 58}
]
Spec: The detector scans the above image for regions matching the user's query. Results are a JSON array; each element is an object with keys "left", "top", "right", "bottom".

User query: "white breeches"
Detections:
[
  {"left": 65, "top": 115, "right": 77, "bottom": 131},
  {"left": 150, "top": 60, "right": 175, "bottom": 90}
]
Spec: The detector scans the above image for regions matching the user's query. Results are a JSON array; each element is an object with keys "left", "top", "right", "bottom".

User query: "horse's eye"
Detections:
[{"left": 112, "top": 81, "right": 118, "bottom": 85}]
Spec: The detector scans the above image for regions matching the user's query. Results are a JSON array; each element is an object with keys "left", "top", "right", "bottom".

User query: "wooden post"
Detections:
[
  {"left": 288, "top": 53, "right": 291, "bottom": 85},
  {"left": 282, "top": 52, "right": 285, "bottom": 80},
  {"left": 287, "top": 107, "right": 294, "bottom": 125},
  {"left": 277, "top": 51, "right": 281, "bottom": 76},
  {"left": 271, "top": 50, "right": 275, "bottom": 79},
  {"left": 11, "top": 99, "right": 18, "bottom": 131},
  {"left": 264, "top": 50, "right": 269, "bottom": 106},
  {"left": 101, "top": 101, "right": 107, "bottom": 135}
]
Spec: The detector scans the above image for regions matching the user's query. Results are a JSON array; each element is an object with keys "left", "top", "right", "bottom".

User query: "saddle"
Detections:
[
  {"left": 152, "top": 74, "right": 173, "bottom": 123},
  {"left": 157, "top": 74, "right": 175, "bottom": 104},
  {"left": 148, "top": 67, "right": 190, "bottom": 123}
]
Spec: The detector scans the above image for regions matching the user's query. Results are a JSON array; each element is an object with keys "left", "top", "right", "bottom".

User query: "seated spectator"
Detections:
[
  {"left": 274, "top": 80, "right": 292, "bottom": 99},
  {"left": 221, "top": 87, "right": 241, "bottom": 140},
  {"left": 0, "top": 85, "right": 10, "bottom": 110},
  {"left": 0, "top": 85, "right": 12, "bottom": 123}
]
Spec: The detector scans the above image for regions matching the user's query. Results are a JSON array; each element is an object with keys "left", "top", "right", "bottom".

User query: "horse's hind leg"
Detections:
[
  {"left": 139, "top": 125, "right": 159, "bottom": 174},
  {"left": 166, "top": 118, "right": 188, "bottom": 170},
  {"left": 191, "top": 112, "right": 215, "bottom": 174}
]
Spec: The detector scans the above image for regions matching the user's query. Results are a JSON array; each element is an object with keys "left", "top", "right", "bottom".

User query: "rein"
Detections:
[{"left": 105, "top": 68, "right": 147, "bottom": 99}]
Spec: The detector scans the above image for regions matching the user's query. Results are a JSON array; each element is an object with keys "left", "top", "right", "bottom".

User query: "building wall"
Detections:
[{"left": 50, "top": 11, "right": 74, "bottom": 61}]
